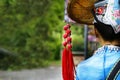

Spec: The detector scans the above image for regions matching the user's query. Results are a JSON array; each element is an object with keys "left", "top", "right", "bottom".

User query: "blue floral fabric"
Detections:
[{"left": 76, "top": 45, "right": 120, "bottom": 80}]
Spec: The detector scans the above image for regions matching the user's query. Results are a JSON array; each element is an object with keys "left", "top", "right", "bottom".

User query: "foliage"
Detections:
[
  {"left": 71, "top": 25, "right": 84, "bottom": 51},
  {"left": 0, "top": 0, "right": 64, "bottom": 70},
  {"left": 0, "top": 0, "right": 84, "bottom": 70}
]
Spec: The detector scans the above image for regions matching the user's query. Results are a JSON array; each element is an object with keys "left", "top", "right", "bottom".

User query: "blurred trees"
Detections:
[
  {"left": 0, "top": 0, "right": 64, "bottom": 70},
  {"left": 0, "top": 0, "right": 84, "bottom": 70}
]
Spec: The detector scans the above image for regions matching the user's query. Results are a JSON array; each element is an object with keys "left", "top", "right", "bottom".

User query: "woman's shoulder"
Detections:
[
  {"left": 77, "top": 54, "right": 100, "bottom": 69},
  {"left": 76, "top": 55, "right": 104, "bottom": 80},
  {"left": 77, "top": 45, "right": 120, "bottom": 70},
  {"left": 76, "top": 45, "right": 120, "bottom": 80},
  {"left": 76, "top": 53, "right": 103, "bottom": 74},
  {"left": 76, "top": 53, "right": 120, "bottom": 80}
]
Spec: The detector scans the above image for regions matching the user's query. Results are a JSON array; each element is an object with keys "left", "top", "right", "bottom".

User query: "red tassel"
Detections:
[
  {"left": 62, "top": 48, "right": 75, "bottom": 80},
  {"left": 68, "top": 50, "right": 75, "bottom": 80},
  {"left": 62, "top": 48, "right": 68, "bottom": 80},
  {"left": 62, "top": 24, "right": 75, "bottom": 80}
]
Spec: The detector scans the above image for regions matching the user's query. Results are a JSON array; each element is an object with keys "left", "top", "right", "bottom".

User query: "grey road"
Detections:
[{"left": 0, "top": 66, "right": 62, "bottom": 80}]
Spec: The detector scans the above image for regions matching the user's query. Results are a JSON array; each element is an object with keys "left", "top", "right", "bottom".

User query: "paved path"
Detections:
[{"left": 0, "top": 66, "right": 62, "bottom": 80}]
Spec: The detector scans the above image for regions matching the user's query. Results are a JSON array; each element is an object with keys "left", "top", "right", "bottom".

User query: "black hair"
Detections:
[
  {"left": 95, "top": 0, "right": 105, "bottom": 3},
  {"left": 94, "top": 22, "right": 120, "bottom": 42}
]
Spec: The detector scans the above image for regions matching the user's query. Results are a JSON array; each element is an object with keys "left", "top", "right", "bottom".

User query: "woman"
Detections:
[{"left": 67, "top": 0, "right": 120, "bottom": 80}]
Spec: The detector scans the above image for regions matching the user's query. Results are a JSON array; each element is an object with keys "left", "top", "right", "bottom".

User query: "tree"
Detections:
[{"left": 0, "top": 0, "right": 84, "bottom": 70}]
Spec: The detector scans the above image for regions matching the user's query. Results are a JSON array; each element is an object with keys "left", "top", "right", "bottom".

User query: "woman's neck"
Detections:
[{"left": 100, "top": 38, "right": 120, "bottom": 46}]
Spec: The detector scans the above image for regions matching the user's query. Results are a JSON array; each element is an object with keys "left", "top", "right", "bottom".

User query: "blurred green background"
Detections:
[{"left": 0, "top": 0, "right": 84, "bottom": 70}]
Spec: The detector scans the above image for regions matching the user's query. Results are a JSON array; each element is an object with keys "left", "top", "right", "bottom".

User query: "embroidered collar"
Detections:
[{"left": 95, "top": 45, "right": 120, "bottom": 54}]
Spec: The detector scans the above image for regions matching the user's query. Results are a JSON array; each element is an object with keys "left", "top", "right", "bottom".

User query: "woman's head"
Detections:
[{"left": 92, "top": 0, "right": 120, "bottom": 43}]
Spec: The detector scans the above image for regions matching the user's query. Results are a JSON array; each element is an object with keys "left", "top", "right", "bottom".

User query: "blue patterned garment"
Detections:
[{"left": 76, "top": 45, "right": 120, "bottom": 80}]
